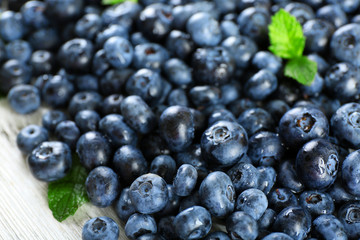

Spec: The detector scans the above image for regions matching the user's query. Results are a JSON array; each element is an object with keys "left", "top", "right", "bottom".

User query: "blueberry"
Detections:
[
  {"left": 208, "top": 108, "right": 236, "bottom": 126},
  {"left": 236, "top": 188, "right": 268, "bottom": 220},
  {"left": 113, "top": 145, "right": 148, "bottom": 186},
  {"left": 327, "top": 0, "right": 360, "bottom": 13},
  {"left": 75, "top": 110, "right": 100, "bottom": 133},
  {"left": 284, "top": 2, "right": 315, "bottom": 25},
  {"left": 189, "top": 85, "right": 222, "bottom": 108},
  {"left": 173, "top": 206, "right": 212, "bottom": 240},
  {"left": 265, "top": 99, "right": 290, "bottom": 124},
  {"left": 44, "top": 0, "right": 83, "bottom": 20},
  {"left": 114, "top": 188, "right": 136, "bottom": 222},
  {"left": 331, "top": 24, "right": 360, "bottom": 68},
  {"left": 313, "top": 214, "right": 347, "bottom": 240},
  {"left": 237, "top": 7, "right": 271, "bottom": 43},
  {"left": 30, "top": 50, "right": 54, "bottom": 76},
  {"left": 57, "top": 38, "right": 93, "bottom": 73},
  {"left": 75, "top": 13, "right": 102, "bottom": 40},
  {"left": 129, "top": 173, "right": 168, "bottom": 214},
  {"left": 163, "top": 58, "right": 192, "bottom": 86},
  {"left": 272, "top": 206, "right": 312, "bottom": 240},
  {"left": 17, "top": 125, "right": 48, "bottom": 155},
  {"left": 186, "top": 12, "right": 222, "bottom": 47},
  {"left": 166, "top": 30, "right": 195, "bottom": 60},
  {"left": 82, "top": 216, "right": 119, "bottom": 240},
  {"left": 20, "top": 1, "right": 49, "bottom": 29},
  {"left": 42, "top": 75, "right": 75, "bottom": 108},
  {"left": 278, "top": 160, "right": 305, "bottom": 194},
  {"left": 324, "top": 62, "right": 360, "bottom": 102},
  {"left": 338, "top": 201, "right": 360, "bottom": 239},
  {"left": 136, "top": 234, "right": 165, "bottom": 240},
  {"left": 331, "top": 103, "right": 360, "bottom": 149},
  {"left": 247, "top": 131, "right": 284, "bottom": 167},
  {"left": 104, "top": 36, "right": 133, "bottom": 70},
  {"left": 269, "top": 188, "right": 299, "bottom": 213},
  {"left": 258, "top": 208, "right": 277, "bottom": 231},
  {"left": 307, "top": 53, "right": 329, "bottom": 75},
  {"left": 41, "top": 110, "right": 67, "bottom": 133},
  {"left": 7, "top": 84, "right": 40, "bottom": 114},
  {"left": 159, "top": 106, "right": 195, "bottom": 152},
  {"left": 219, "top": 81, "right": 242, "bottom": 105},
  {"left": 85, "top": 166, "right": 120, "bottom": 208},
  {"left": 173, "top": 164, "right": 198, "bottom": 197},
  {"left": 299, "top": 191, "right": 335, "bottom": 217},
  {"left": 238, "top": 108, "right": 275, "bottom": 137},
  {"left": 92, "top": 49, "right": 110, "bottom": 77},
  {"left": 199, "top": 171, "right": 235, "bottom": 218},
  {"left": 125, "top": 68, "right": 164, "bottom": 106},
  {"left": 342, "top": 150, "right": 360, "bottom": 197},
  {"left": 101, "top": 1, "right": 141, "bottom": 30},
  {"left": 316, "top": 4, "right": 348, "bottom": 28},
  {"left": 0, "top": 11, "right": 25, "bottom": 42},
  {"left": 191, "top": 47, "right": 235, "bottom": 86},
  {"left": 220, "top": 20, "right": 240, "bottom": 38},
  {"left": 227, "top": 162, "right": 260, "bottom": 193},
  {"left": 226, "top": 211, "right": 258, "bottom": 240},
  {"left": 124, "top": 213, "right": 157, "bottom": 240},
  {"left": 147, "top": 156, "right": 175, "bottom": 184},
  {"left": 120, "top": 95, "right": 156, "bottom": 134},
  {"left": 76, "top": 131, "right": 111, "bottom": 170},
  {"left": 137, "top": 3, "right": 173, "bottom": 42},
  {"left": 5, "top": 40, "right": 32, "bottom": 63},
  {"left": 101, "top": 94, "right": 123, "bottom": 116},
  {"left": 201, "top": 120, "right": 248, "bottom": 168},
  {"left": 27, "top": 141, "right": 72, "bottom": 182},
  {"left": 257, "top": 166, "right": 277, "bottom": 195},
  {"left": 252, "top": 51, "right": 282, "bottom": 75},
  {"left": 229, "top": 98, "right": 257, "bottom": 117},
  {"left": 222, "top": 35, "right": 258, "bottom": 69},
  {"left": 167, "top": 88, "right": 189, "bottom": 107},
  {"left": 54, "top": 121, "right": 80, "bottom": 150},
  {"left": 68, "top": 91, "right": 102, "bottom": 117},
  {"left": 296, "top": 139, "right": 339, "bottom": 190},
  {"left": 133, "top": 43, "right": 169, "bottom": 72},
  {"left": 279, "top": 106, "right": 329, "bottom": 149},
  {"left": 0, "top": 59, "right": 32, "bottom": 94},
  {"left": 140, "top": 133, "right": 171, "bottom": 160},
  {"left": 303, "top": 19, "right": 334, "bottom": 53},
  {"left": 158, "top": 216, "right": 177, "bottom": 240}
]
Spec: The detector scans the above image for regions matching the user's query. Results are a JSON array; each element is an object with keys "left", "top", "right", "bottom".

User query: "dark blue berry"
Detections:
[
  {"left": 82, "top": 216, "right": 119, "bottom": 240},
  {"left": 85, "top": 166, "right": 120, "bottom": 208},
  {"left": 226, "top": 211, "right": 258, "bottom": 240},
  {"left": 27, "top": 141, "right": 72, "bottom": 182},
  {"left": 8, "top": 84, "right": 40, "bottom": 114},
  {"left": 17, "top": 125, "right": 48, "bottom": 155},
  {"left": 124, "top": 213, "right": 157, "bottom": 240}
]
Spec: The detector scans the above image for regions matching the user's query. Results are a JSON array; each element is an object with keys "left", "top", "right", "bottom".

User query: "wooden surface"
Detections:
[{"left": 0, "top": 99, "right": 128, "bottom": 240}]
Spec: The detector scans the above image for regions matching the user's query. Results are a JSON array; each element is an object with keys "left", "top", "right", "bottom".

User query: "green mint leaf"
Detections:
[
  {"left": 284, "top": 56, "right": 317, "bottom": 86},
  {"left": 268, "top": 9, "right": 305, "bottom": 59},
  {"left": 102, "top": 0, "right": 137, "bottom": 5},
  {"left": 48, "top": 154, "right": 88, "bottom": 222}
]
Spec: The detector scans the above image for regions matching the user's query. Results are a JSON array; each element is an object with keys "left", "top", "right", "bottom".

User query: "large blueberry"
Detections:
[
  {"left": 85, "top": 166, "right": 120, "bottom": 208},
  {"left": 296, "top": 139, "right": 339, "bottom": 190},
  {"left": 17, "top": 125, "right": 48, "bottom": 155},
  {"left": 27, "top": 141, "right": 72, "bottom": 182},
  {"left": 226, "top": 211, "right": 258, "bottom": 240},
  {"left": 342, "top": 150, "right": 360, "bottom": 197},
  {"left": 236, "top": 188, "right": 268, "bottom": 220},
  {"left": 76, "top": 131, "right": 111, "bottom": 170},
  {"left": 159, "top": 106, "right": 195, "bottom": 152},
  {"left": 82, "top": 216, "right": 119, "bottom": 240},
  {"left": 201, "top": 121, "right": 248, "bottom": 168},
  {"left": 8, "top": 84, "right": 40, "bottom": 114},
  {"left": 129, "top": 173, "right": 168, "bottom": 214},
  {"left": 338, "top": 201, "right": 360, "bottom": 239},
  {"left": 313, "top": 214, "right": 347, "bottom": 240},
  {"left": 125, "top": 213, "right": 157, "bottom": 240},
  {"left": 199, "top": 171, "right": 235, "bottom": 218},
  {"left": 173, "top": 206, "right": 212, "bottom": 240},
  {"left": 279, "top": 106, "right": 329, "bottom": 149}
]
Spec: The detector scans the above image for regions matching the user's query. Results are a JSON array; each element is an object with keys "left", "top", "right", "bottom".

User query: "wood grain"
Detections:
[{"left": 0, "top": 99, "right": 128, "bottom": 240}]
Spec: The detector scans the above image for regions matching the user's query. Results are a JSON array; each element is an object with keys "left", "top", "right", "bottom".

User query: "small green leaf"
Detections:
[
  {"left": 284, "top": 56, "right": 317, "bottom": 86},
  {"left": 102, "top": 0, "right": 137, "bottom": 5},
  {"left": 48, "top": 154, "right": 88, "bottom": 222},
  {"left": 268, "top": 9, "right": 305, "bottom": 59}
]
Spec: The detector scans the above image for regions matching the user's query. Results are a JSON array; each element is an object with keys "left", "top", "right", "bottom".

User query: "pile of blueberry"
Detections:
[{"left": 4, "top": 0, "right": 360, "bottom": 239}]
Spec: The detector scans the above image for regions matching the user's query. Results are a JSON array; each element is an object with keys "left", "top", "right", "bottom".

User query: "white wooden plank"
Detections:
[{"left": 0, "top": 99, "right": 128, "bottom": 240}]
